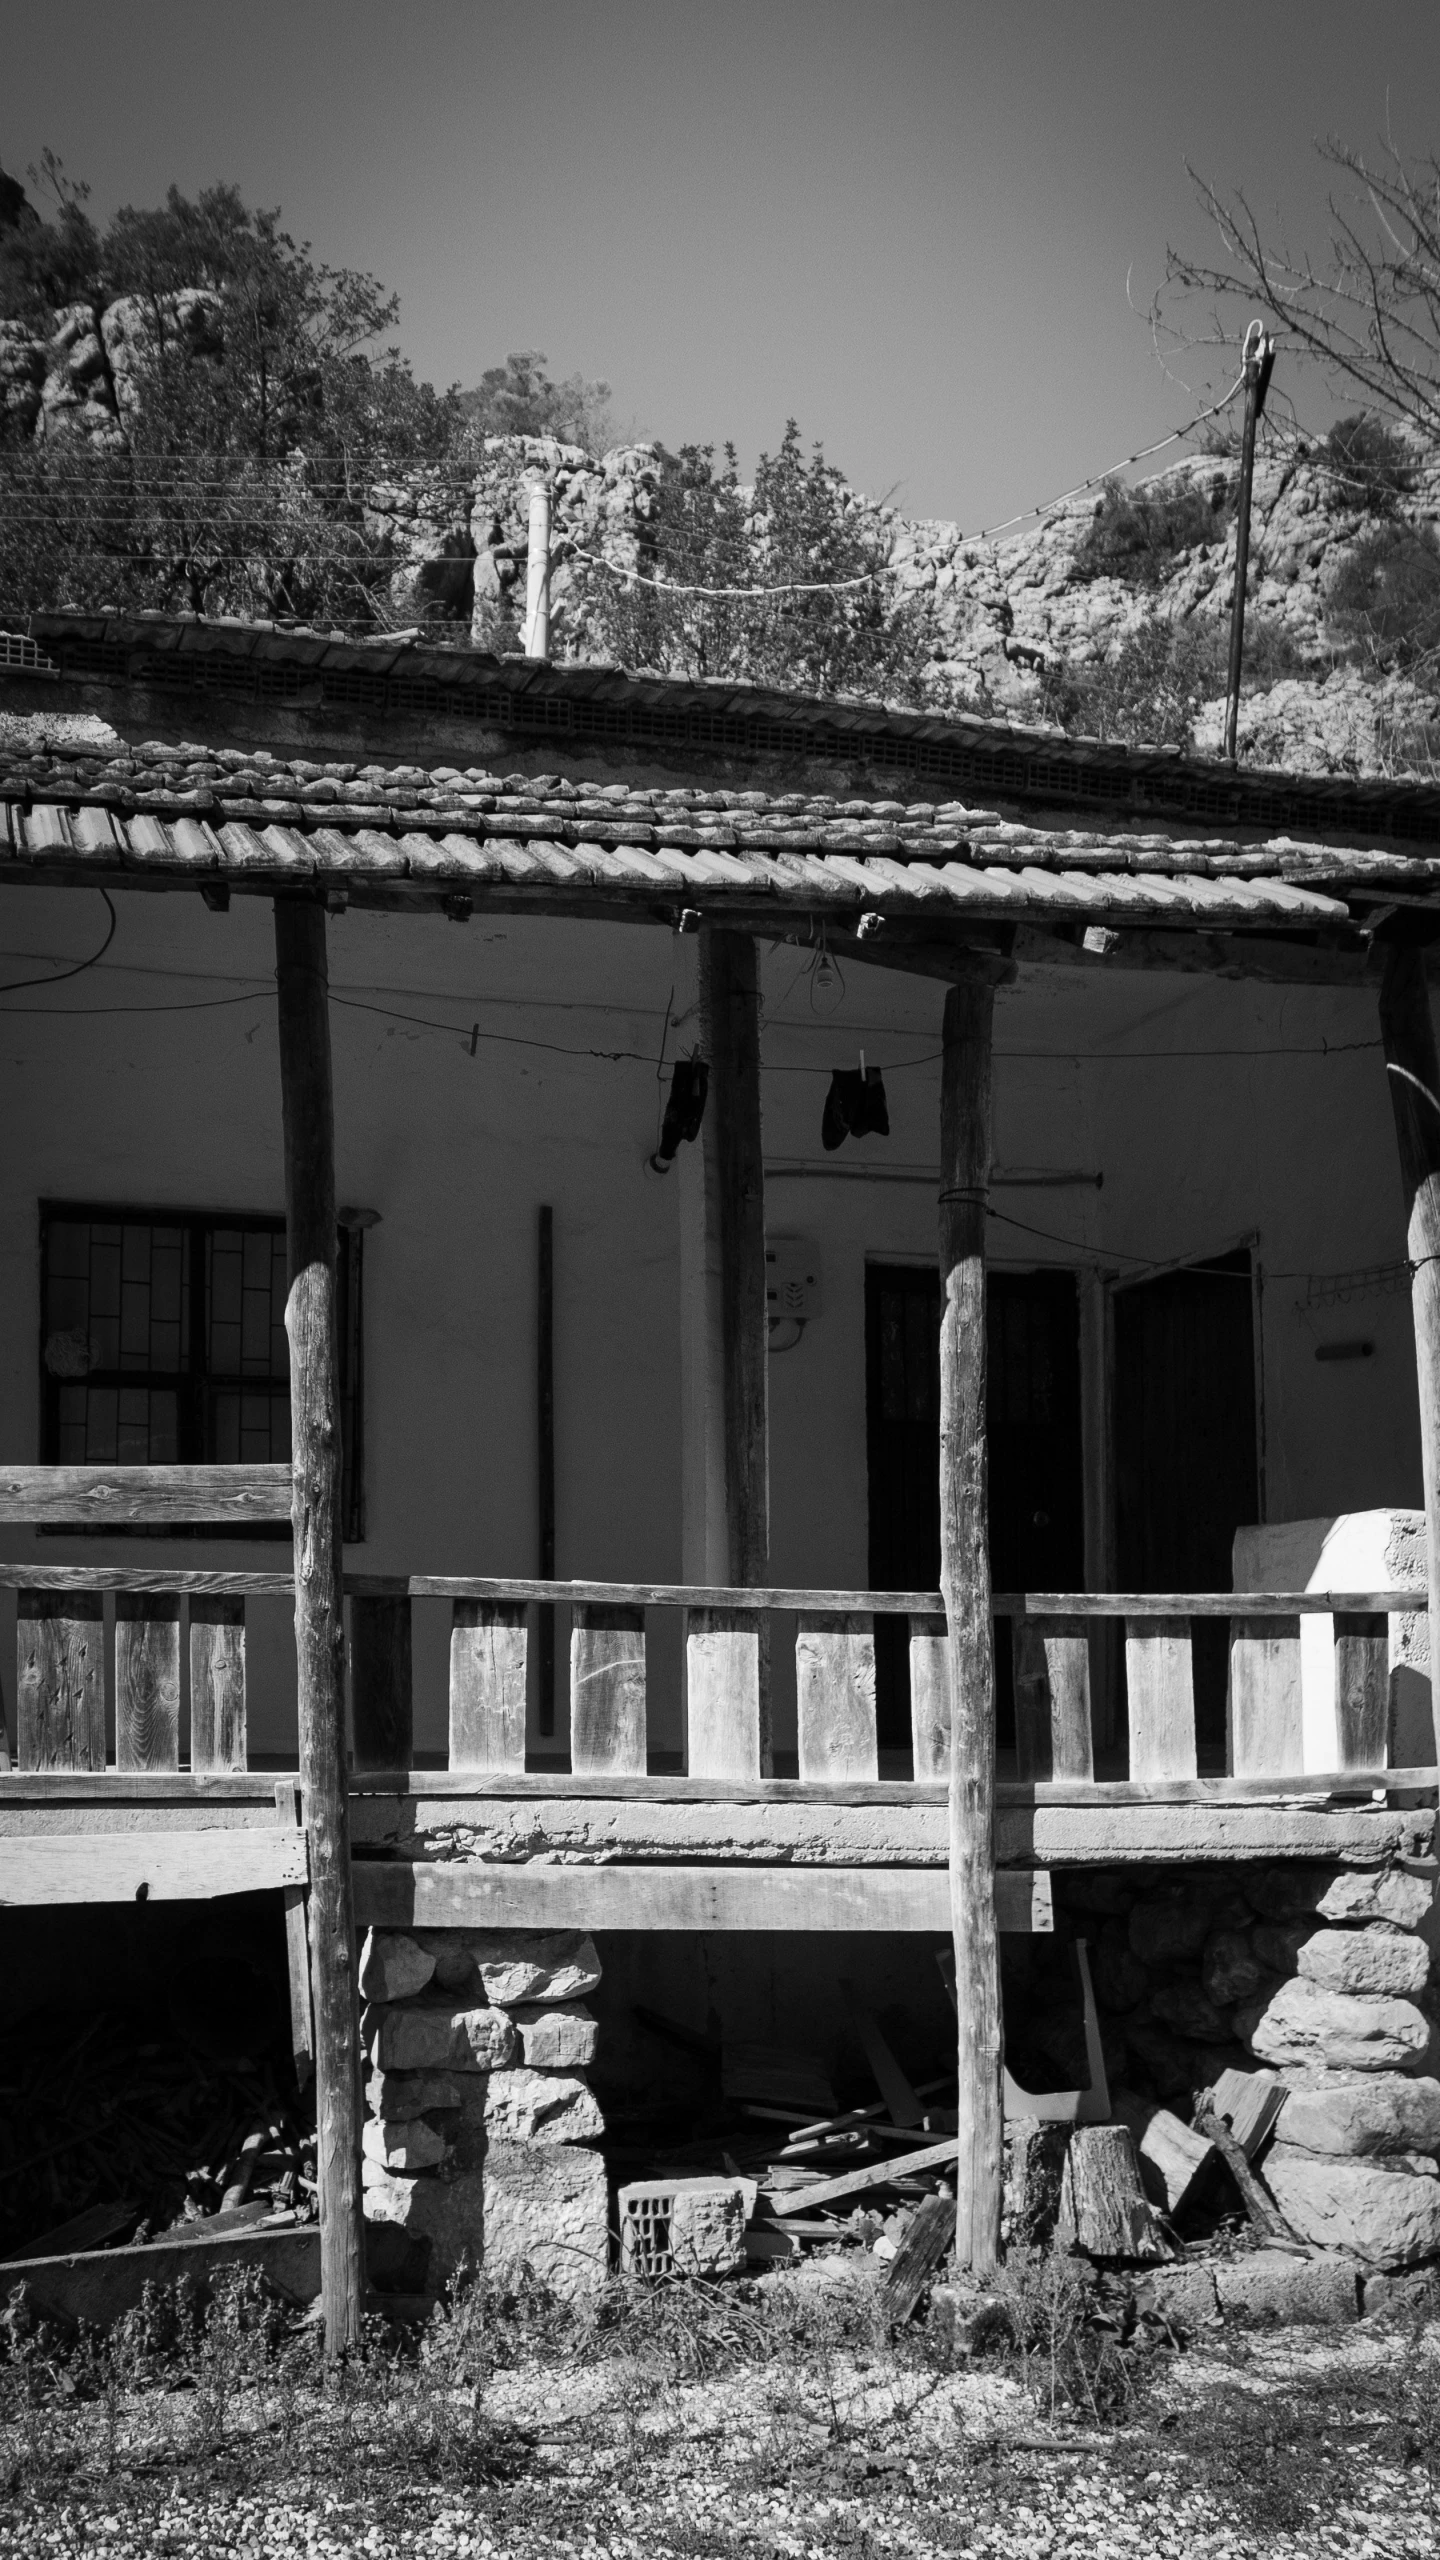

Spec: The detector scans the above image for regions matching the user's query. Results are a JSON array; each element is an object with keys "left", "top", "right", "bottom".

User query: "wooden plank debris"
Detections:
[
  {"left": 1210, "top": 2066, "right": 1287, "bottom": 2160},
  {"left": 1112, "top": 2089, "right": 1216, "bottom": 2216},
  {"left": 880, "top": 2192, "right": 958, "bottom": 2325}
]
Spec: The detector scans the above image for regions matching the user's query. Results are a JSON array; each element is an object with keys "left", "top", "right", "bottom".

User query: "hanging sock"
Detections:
[
  {"left": 653, "top": 1057, "right": 709, "bottom": 1166},
  {"left": 821, "top": 1065, "right": 890, "bottom": 1151}
]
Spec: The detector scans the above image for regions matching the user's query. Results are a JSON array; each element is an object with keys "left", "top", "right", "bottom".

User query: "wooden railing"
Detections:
[{"left": 1, "top": 1562, "right": 1433, "bottom": 1791}]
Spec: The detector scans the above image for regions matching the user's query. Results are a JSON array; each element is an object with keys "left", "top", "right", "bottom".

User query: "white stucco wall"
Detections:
[{"left": 0, "top": 877, "right": 1423, "bottom": 1763}]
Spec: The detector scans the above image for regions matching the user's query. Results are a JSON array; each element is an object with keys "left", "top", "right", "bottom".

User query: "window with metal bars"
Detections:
[{"left": 38, "top": 1204, "right": 364, "bottom": 1539}]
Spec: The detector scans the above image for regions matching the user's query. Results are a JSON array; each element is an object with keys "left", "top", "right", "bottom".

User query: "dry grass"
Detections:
[{"left": 2, "top": 2259, "right": 1439, "bottom": 2555}]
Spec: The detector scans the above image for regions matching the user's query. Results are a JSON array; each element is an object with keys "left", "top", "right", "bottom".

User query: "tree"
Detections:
[
  {"left": 458, "top": 350, "right": 613, "bottom": 455},
  {"left": 1159, "top": 134, "right": 1440, "bottom": 439},
  {"left": 585, "top": 423, "right": 934, "bottom": 703}
]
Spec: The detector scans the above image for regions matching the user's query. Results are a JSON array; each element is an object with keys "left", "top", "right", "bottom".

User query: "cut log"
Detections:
[
  {"left": 1112, "top": 2088, "right": 1216, "bottom": 2216},
  {"left": 1003, "top": 2121, "right": 1070, "bottom": 2248},
  {"left": 1056, "top": 2125, "right": 1169, "bottom": 2261},
  {"left": 880, "top": 2193, "right": 957, "bottom": 2325}
]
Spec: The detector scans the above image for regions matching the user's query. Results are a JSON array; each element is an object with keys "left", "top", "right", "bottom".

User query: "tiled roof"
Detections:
[
  {"left": 0, "top": 734, "right": 1420, "bottom": 925},
  {"left": 9, "top": 607, "right": 1440, "bottom": 851}
]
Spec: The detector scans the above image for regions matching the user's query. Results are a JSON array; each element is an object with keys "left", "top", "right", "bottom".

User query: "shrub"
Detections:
[
  {"left": 1328, "top": 522, "right": 1440, "bottom": 672},
  {"left": 1316, "top": 414, "right": 1417, "bottom": 517},
  {"left": 1073, "top": 471, "right": 1234, "bottom": 587}
]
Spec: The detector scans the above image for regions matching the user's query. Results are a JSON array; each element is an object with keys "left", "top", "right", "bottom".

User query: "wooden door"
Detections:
[
  {"left": 1113, "top": 1248, "right": 1258, "bottom": 1769},
  {"left": 865, "top": 1264, "right": 1084, "bottom": 1755}
]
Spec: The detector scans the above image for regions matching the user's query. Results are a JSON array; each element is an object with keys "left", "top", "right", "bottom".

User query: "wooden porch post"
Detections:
[
  {"left": 938, "top": 974, "right": 1003, "bottom": 2271},
  {"left": 274, "top": 897, "right": 365, "bottom": 2353},
  {"left": 1379, "top": 934, "right": 1440, "bottom": 1760},
  {"left": 702, "top": 928, "right": 770, "bottom": 1589}
]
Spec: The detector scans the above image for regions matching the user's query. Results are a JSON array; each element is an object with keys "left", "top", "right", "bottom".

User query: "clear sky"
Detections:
[{"left": 5, "top": 0, "right": 1439, "bottom": 524}]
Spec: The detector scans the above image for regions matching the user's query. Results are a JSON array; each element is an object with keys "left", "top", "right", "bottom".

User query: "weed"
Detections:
[{"left": 1328, "top": 521, "right": 1440, "bottom": 673}]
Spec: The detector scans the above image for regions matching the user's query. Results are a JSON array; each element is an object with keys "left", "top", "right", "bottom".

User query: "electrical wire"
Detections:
[{"left": 0, "top": 891, "right": 115, "bottom": 996}]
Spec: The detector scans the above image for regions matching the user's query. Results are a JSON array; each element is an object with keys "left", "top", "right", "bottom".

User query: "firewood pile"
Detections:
[{"left": 0, "top": 2012, "right": 316, "bottom": 2264}]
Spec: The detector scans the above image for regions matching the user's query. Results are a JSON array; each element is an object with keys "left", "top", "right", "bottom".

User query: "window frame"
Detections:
[{"left": 37, "top": 1200, "right": 365, "bottom": 1541}]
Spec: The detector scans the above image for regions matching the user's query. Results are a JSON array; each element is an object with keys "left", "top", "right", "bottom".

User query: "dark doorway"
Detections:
[
  {"left": 1113, "top": 1247, "right": 1258, "bottom": 1770},
  {"left": 865, "top": 1263, "right": 1085, "bottom": 1756}
]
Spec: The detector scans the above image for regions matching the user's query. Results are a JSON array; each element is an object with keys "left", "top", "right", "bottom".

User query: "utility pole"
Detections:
[
  {"left": 524, "top": 475, "right": 552, "bottom": 661},
  {"left": 1223, "top": 321, "right": 1277, "bottom": 765}
]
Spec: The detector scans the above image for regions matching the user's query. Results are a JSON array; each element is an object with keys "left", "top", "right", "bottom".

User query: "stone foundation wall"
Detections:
[
  {"left": 1030, "top": 1859, "right": 1440, "bottom": 2269},
  {"left": 357, "top": 1926, "right": 608, "bottom": 2300}
]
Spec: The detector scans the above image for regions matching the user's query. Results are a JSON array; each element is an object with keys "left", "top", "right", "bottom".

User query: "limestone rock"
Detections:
[
  {"left": 1212, "top": 2247, "right": 1362, "bottom": 2321},
  {"left": 458, "top": 1930, "right": 602, "bottom": 2006},
  {"left": 1297, "top": 1929, "right": 1430, "bottom": 1999},
  {"left": 1149, "top": 1982, "right": 1234, "bottom": 2044},
  {"left": 366, "top": 1998, "right": 518, "bottom": 2075},
  {"left": 483, "top": 2137, "right": 608, "bottom": 2298},
  {"left": 366, "top": 2068, "right": 468, "bottom": 2119},
  {"left": 511, "top": 2001, "right": 598, "bottom": 2070},
  {"left": 414, "top": 1932, "right": 480, "bottom": 1993},
  {"left": 1263, "top": 2146, "right": 1440, "bottom": 2268},
  {"left": 476, "top": 2068, "right": 604, "bottom": 2144},
  {"left": 362, "top": 2164, "right": 484, "bottom": 2292},
  {"left": 357, "top": 1929, "right": 436, "bottom": 2005},
  {"left": 362, "top": 2116, "right": 448, "bottom": 2173},
  {"left": 1237, "top": 1976, "right": 1432, "bottom": 2073},
  {"left": 1141, "top": 2263, "right": 1221, "bottom": 2331},
  {"left": 1277, "top": 2076, "right": 1440, "bottom": 2158},
  {"left": 1316, "top": 1870, "right": 1436, "bottom": 1931},
  {"left": 1246, "top": 1865, "right": 1434, "bottom": 1930},
  {"left": 1202, "top": 1929, "right": 1270, "bottom": 2008}
]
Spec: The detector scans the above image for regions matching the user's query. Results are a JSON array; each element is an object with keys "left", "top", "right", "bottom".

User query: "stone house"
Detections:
[{"left": 1, "top": 607, "right": 1439, "bottom": 2309}]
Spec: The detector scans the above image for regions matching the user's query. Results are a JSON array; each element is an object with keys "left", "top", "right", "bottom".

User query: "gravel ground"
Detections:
[{"left": 2, "top": 2264, "right": 1438, "bottom": 2559}]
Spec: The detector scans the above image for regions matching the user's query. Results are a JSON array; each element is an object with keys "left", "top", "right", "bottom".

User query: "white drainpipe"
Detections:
[{"left": 523, "top": 477, "right": 552, "bottom": 661}]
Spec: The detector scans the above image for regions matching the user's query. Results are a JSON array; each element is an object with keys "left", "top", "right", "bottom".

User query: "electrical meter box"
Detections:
[{"left": 765, "top": 1236, "right": 822, "bottom": 1323}]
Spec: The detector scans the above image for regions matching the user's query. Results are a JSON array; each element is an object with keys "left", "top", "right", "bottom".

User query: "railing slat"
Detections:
[
  {"left": 796, "top": 1611, "right": 877, "bottom": 1782},
  {"left": 190, "top": 1597, "right": 247, "bottom": 1772},
  {"left": 115, "top": 1593, "right": 181, "bottom": 1772},
  {"left": 909, "top": 1612, "right": 951, "bottom": 1780},
  {"left": 1229, "top": 1614, "right": 1303, "bottom": 1776},
  {"left": 1125, "top": 1616, "right": 1197, "bottom": 1781},
  {"left": 686, "top": 1606, "right": 767, "bottom": 1780},
  {"left": 1334, "top": 1612, "right": 1390, "bottom": 1772},
  {"left": 0, "top": 1463, "right": 292, "bottom": 1525},
  {"left": 1014, "top": 1615, "right": 1094, "bottom": 1782},
  {"left": 449, "top": 1600, "right": 527, "bottom": 1773},
  {"left": 349, "top": 1595, "right": 413, "bottom": 1772},
  {"left": 17, "top": 1590, "right": 105, "bottom": 1772},
  {"left": 570, "top": 1603, "right": 646, "bottom": 1775}
]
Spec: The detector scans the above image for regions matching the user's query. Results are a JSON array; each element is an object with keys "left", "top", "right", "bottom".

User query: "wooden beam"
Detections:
[
  {"left": 1009, "top": 924, "right": 1374, "bottom": 988},
  {"left": 938, "top": 974, "right": 1004, "bottom": 2274},
  {"left": 351, "top": 1859, "right": 1053, "bottom": 1934},
  {"left": 0, "top": 1829, "right": 307, "bottom": 1904},
  {"left": 274, "top": 895, "right": 364, "bottom": 2357},
  {"left": 0, "top": 1464, "right": 291, "bottom": 1524},
  {"left": 1379, "top": 932, "right": 1440, "bottom": 1767}
]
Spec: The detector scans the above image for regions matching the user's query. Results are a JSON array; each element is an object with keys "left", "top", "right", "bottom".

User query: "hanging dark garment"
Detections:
[{"left": 822, "top": 1065, "right": 890, "bottom": 1151}]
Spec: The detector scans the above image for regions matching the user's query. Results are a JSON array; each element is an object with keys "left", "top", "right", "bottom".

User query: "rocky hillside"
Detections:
[{"left": 5, "top": 292, "right": 1438, "bottom": 776}]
